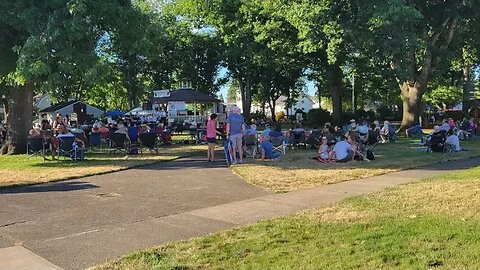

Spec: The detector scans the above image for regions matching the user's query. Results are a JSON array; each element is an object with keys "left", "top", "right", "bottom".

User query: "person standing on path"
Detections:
[
  {"left": 206, "top": 113, "right": 218, "bottom": 161},
  {"left": 226, "top": 106, "right": 246, "bottom": 164}
]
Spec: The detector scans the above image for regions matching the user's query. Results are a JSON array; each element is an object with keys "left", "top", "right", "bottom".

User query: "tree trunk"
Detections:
[
  {"left": 326, "top": 64, "right": 343, "bottom": 125},
  {"left": 399, "top": 81, "right": 424, "bottom": 130},
  {"left": 239, "top": 78, "right": 252, "bottom": 124},
  {"left": 462, "top": 63, "right": 472, "bottom": 113},
  {"left": 268, "top": 98, "right": 276, "bottom": 122},
  {"left": 316, "top": 82, "right": 321, "bottom": 109},
  {"left": 1, "top": 82, "right": 34, "bottom": 155}
]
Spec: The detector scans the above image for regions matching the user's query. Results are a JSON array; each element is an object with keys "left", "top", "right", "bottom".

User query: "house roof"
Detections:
[
  {"left": 40, "top": 100, "right": 79, "bottom": 112},
  {"left": 40, "top": 100, "right": 104, "bottom": 113},
  {"left": 152, "top": 88, "right": 221, "bottom": 103}
]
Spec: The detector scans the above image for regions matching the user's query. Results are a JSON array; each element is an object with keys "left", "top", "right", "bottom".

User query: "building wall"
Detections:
[{"left": 234, "top": 92, "right": 317, "bottom": 117}]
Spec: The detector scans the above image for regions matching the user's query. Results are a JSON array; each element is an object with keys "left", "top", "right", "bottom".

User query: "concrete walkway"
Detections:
[{"left": 1, "top": 156, "right": 479, "bottom": 270}]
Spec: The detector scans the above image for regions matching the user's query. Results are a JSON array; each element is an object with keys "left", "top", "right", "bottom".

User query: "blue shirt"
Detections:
[
  {"left": 261, "top": 128, "right": 271, "bottom": 138},
  {"left": 260, "top": 141, "right": 274, "bottom": 159},
  {"left": 269, "top": 130, "right": 283, "bottom": 138},
  {"left": 227, "top": 113, "right": 245, "bottom": 135}
]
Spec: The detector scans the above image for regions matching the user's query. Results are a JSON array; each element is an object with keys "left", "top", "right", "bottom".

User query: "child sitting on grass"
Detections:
[{"left": 318, "top": 136, "right": 333, "bottom": 163}]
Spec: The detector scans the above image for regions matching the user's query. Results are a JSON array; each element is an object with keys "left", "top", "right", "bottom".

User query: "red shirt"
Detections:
[{"left": 206, "top": 120, "right": 216, "bottom": 138}]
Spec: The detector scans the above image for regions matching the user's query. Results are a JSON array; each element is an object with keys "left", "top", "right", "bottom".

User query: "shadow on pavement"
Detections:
[
  {"left": 138, "top": 158, "right": 229, "bottom": 171},
  {"left": 0, "top": 181, "right": 98, "bottom": 194}
]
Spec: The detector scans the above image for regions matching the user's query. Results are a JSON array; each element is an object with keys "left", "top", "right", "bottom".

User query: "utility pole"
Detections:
[{"left": 352, "top": 74, "right": 355, "bottom": 114}]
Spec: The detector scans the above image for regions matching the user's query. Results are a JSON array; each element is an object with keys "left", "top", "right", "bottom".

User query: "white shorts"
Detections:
[{"left": 230, "top": 133, "right": 243, "bottom": 148}]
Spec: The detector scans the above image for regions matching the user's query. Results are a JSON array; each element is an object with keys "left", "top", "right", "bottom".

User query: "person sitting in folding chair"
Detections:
[
  {"left": 139, "top": 132, "right": 158, "bottom": 154},
  {"left": 27, "top": 136, "right": 46, "bottom": 160},
  {"left": 260, "top": 135, "right": 280, "bottom": 161},
  {"left": 289, "top": 122, "right": 306, "bottom": 148},
  {"left": 57, "top": 125, "right": 86, "bottom": 160},
  {"left": 243, "top": 128, "right": 259, "bottom": 159}
]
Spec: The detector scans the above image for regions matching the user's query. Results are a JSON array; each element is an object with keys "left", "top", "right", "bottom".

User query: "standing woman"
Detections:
[{"left": 206, "top": 113, "right": 218, "bottom": 161}]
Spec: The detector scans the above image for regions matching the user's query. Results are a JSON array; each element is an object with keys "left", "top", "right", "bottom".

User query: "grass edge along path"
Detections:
[
  {"left": 231, "top": 139, "right": 480, "bottom": 193},
  {"left": 0, "top": 145, "right": 204, "bottom": 189},
  {"left": 91, "top": 166, "right": 480, "bottom": 270}
]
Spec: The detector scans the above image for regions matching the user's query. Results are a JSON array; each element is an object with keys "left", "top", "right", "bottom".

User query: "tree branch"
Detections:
[
  {"left": 431, "top": 17, "right": 450, "bottom": 47},
  {"left": 440, "top": 16, "right": 458, "bottom": 49}
]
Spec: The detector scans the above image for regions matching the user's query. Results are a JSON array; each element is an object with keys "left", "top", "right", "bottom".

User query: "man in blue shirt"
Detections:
[
  {"left": 260, "top": 135, "right": 280, "bottom": 160},
  {"left": 226, "top": 106, "right": 246, "bottom": 164}
]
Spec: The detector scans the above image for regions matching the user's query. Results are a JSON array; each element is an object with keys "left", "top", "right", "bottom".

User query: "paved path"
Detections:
[{"left": 1, "top": 156, "right": 479, "bottom": 270}]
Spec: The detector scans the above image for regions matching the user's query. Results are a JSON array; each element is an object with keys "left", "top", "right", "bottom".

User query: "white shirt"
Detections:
[
  {"left": 357, "top": 125, "right": 368, "bottom": 134},
  {"left": 333, "top": 141, "right": 353, "bottom": 160},
  {"left": 380, "top": 125, "right": 389, "bottom": 135},
  {"left": 437, "top": 123, "right": 451, "bottom": 132},
  {"left": 446, "top": 135, "right": 461, "bottom": 151}
]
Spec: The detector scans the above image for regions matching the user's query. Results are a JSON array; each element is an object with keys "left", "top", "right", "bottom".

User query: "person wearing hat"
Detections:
[
  {"left": 348, "top": 119, "right": 357, "bottom": 130},
  {"left": 260, "top": 134, "right": 280, "bottom": 161},
  {"left": 226, "top": 106, "right": 246, "bottom": 164},
  {"left": 260, "top": 123, "right": 271, "bottom": 142}
]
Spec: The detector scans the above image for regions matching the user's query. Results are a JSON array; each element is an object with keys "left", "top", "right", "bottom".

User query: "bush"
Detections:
[
  {"left": 275, "top": 111, "right": 285, "bottom": 122},
  {"left": 355, "top": 109, "right": 367, "bottom": 120},
  {"left": 377, "top": 105, "right": 394, "bottom": 120},
  {"left": 306, "top": 108, "right": 331, "bottom": 127},
  {"left": 341, "top": 111, "right": 355, "bottom": 124},
  {"left": 366, "top": 110, "right": 376, "bottom": 120}
]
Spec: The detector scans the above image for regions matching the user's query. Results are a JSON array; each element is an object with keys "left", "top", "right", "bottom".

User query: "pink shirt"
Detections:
[{"left": 206, "top": 120, "right": 216, "bottom": 138}]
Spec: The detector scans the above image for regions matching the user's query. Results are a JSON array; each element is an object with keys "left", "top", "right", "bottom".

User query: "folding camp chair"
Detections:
[
  {"left": 89, "top": 132, "right": 103, "bottom": 152},
  {"left": 58, "top": 136, "right": 77, "bottom": 161},
  {"left": 27, "top": 137, "right": 46, "bottom": 160},
  {"left": 289, "top": 131, "right": 307, "bottom": 149},
  {"left": 139, "top": 133, "right": 158, "bottom": 154},
  {"left": 110, "top": 133, "right": 129, "bottom": 154},
  {"left": 388, "top": 125, "right": 397, "bottom": 142},
  {"left": 243, "top": 133, "right": 259, "bottom": 159},
  {"left": 365, "top": 129, "right": 380, "bottom": 153},
  {"left": 270, "top": 136, "right": 286, "bottom": 155}
]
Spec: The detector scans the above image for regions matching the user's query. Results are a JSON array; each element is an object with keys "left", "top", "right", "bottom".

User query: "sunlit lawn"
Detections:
[
  {"left": 91, "top": 166, "right": 480, "bottom": 270},
  {"left": 232, "top": 139, "right": 480, "bottom": 193},
  {"left": 0, "top": 143, "right": 204, "bottom": 188}
]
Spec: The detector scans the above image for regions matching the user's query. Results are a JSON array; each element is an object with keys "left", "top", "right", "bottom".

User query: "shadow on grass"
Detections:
[
  {"left": 0, "top": 181, "right": 98, "bottom": 194},
  {"left": 237, "top": 140, "right": 480, "bottom": 172}
]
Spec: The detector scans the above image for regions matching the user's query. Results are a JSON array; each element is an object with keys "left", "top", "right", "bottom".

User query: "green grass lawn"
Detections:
[
  {"left": 0, "top": 144, "right": 204, "bottom": 188},
  {"left": 92, "top": 166, "right": 480, "bottom": 270},
  {"left": 232, "top": 139, "right": 480, "bottom": 192}
]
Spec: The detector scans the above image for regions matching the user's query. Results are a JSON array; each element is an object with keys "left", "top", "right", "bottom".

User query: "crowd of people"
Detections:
[
  {"left": 8, "top": 106, "right": 480, "bottom": 163},
  {"left": 214, "top": 107, "right": 388, "bottom": 163},
  {"left": 25, "top": 112, "right": 174, "bottom": 160},
  {"left": 211, "top": 107, "right": 480, "bottom": 164},
  {"left": 421, "top": 117, "right": 479, "bottom": 152}
]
